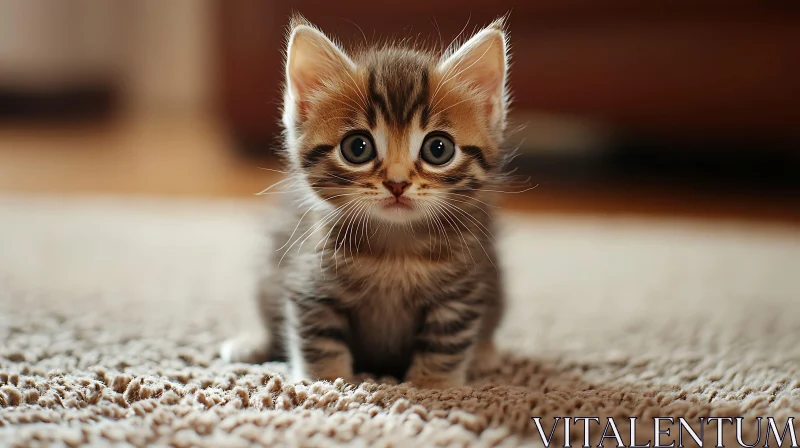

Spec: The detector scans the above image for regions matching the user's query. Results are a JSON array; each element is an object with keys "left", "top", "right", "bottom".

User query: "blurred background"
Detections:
[{"left": 1, "top": 0, "right": 798, "bottom": 222}]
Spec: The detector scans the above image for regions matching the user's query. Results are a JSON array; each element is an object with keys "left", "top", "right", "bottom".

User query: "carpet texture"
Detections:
[{"left": 0, "top": 196, "right": 798, "bottom": 447}]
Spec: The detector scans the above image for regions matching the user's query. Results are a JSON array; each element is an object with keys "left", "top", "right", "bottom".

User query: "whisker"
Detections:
[
  {"left": 307, "top": 172, "right": 374, "bottom": 189},
  {"left": 419, "top": 205, "right": 435, "bottom": 262},
  {"left": 255, "top": 176, "right": 300, "bottom": 195},
  {"left": 256, "top": 187, "right": 355, "bottom": 196},
  {"left": 428, "top": 96, "right": 474, "bottom": 122},
  {"left": 257, "top": 167, "right": 291, "bottom": 175},
  {"left": 431, "top": 202, "right": 473, "bottom": 266},
  {"left": 352, "top": 200, "right": 373, "bottom": 261},
  {"left": 421, "top": 203, "right": 447, "bottom": 261},
  {"left": 278, "top": 197, "right": 360, "bottom": 266},
  {"left": 430, "top": 14, "right": 472, "bottom": 105},
  {"left": 439, "top": 191, "right": 497, "bottom": 209},
  {"left": 436, "top": 195, "right": 494, "bottom": 220},
  {"left": 457, "top": 184, "right": 538, "bottom": 195},
  {"left": 353, "top": 200, "right": 373, "bottom": 255},
  {"left": 306, "top": 199, "right": 363, "bottom": 272},
  {"left": 443, "top": 203, "right": 496, "bottom": 271},
  {"left": 331, "top": 199, "right": 365, "bottom": 272},
  {"left": 276, "top": 203, "right": 320, "bottom": 251},
  {"left": 430, "top": 204, "right": 454, "bottom": 257},
  {"left": 340, "top": 199, "right": 368, "bottom": 266},
  {"left": 343, "top": 18, "right": 368, "bottom": 46},
  {"left": 430, "top": 17, "right": 444, "bottom": 54},
  {"left": 320, "top": 116, "right": 357, "bottom": 125},
  {"left": 317, "top": 201, "right": 360, "bottom": 272},
  {"left": 430, "top": 197, "right": 494, "bottom": 241},
  {"left": 328, "top": 96, "right": 367, "bottom": 116},
  {"left": 342, "top": 69, "right": 369, "bottom": 110},
  {"left": 319, "top": 205, "right": 349, "bottom": 273},
  {"left": 276, "top": 191, "right": 364, "bottom": 251}
]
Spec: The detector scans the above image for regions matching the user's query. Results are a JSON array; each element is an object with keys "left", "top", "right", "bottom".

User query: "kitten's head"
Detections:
[{"left": 282, "top": 15, "right": 509, "bottom": 224}]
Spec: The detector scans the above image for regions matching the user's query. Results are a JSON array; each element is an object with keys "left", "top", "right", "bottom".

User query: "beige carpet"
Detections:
[{"left": 0, "top": 195, "right": 798, "bottom": 447}]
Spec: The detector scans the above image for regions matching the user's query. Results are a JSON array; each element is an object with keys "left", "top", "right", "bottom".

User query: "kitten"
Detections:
[{"left": 222, "top": 15, "right": 510, "bottom": 389}]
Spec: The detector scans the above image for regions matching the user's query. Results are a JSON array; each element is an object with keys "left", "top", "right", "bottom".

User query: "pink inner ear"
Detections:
[
  {"left": 440, "top": 29, "right": 506, "bottom": 113},
  {"left": 289, "top": 51, "right": 329, "bottom": 101},
  {"left": 484, "top": 99, "right": 495, "bottom": 118},
  {"left": 291, "top": 68, "right": 318, "bottom": 117},
  {"left": 476, "top": 67, "right": 503, "bottom": 103},
  {"left": 295, "top": 97, "right": 312, "bottom": 119},
  {"left": 287, "top": 26, "right": 354, "bottom": 119},
  {"left": 459, "top": 63, "right": 502, "bottom": 119},
  {"left": 288, "top": 44, "right": 322, "bottom": 112}
]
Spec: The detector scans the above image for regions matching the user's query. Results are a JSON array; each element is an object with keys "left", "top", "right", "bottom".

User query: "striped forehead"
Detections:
[
  {"left": 358, "top": 51, "right": 439, "bottom": 163},
  {"left": 363, "top": 52, "right": 432, "bottom": 130}
]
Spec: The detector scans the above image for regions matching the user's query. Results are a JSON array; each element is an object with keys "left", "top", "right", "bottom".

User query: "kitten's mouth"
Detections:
[
  {"left": 374, "top": 197, "right": 425, "bottom": 223},
  {"left": 381, "top": 197, "right": 413, "bottom": 210}
]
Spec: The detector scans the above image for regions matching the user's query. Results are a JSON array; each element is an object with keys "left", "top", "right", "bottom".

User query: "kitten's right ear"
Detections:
[
  {"left": 285, "top": 17, "right": 354, "bottom": 113},
  {"left": 438, "top": 17, "right": 509, "bottom": 130}
]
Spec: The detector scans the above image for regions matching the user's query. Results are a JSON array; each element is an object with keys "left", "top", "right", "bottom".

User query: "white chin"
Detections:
[{"left": 372, "top": 206, "right": 425, "bottom": 224}]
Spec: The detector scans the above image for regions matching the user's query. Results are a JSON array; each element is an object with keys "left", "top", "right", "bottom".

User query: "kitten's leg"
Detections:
[
  {"left": 287, "top": 297, "right": 353, "bottom": 382},
  {"left": 406, "top": 297, "right": 484, "bottom": 389},
  {"left": 470, "top": 282, "right": 505, "bottom": 377},
  {"left": 220, "top": 282, "right": 287, "bottom": 363}
]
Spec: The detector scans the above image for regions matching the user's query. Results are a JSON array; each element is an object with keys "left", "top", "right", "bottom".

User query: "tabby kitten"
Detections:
[{"left": 222, "top": 16, "right": 510, "bottom": 389}]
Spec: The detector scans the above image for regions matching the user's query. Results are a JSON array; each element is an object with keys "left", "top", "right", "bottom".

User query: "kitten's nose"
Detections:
[{"left": 383, "top": 181, "right": 410, "bottom": 198}]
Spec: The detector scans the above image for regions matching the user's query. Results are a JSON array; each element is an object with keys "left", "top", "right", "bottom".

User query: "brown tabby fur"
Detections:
[{"left": 222, "top": 15, "right": 510, "bottom": 389}]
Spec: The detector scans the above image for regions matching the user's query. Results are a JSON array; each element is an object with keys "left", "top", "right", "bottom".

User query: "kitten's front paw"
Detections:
[
  {"left": 301, "top": 358, "right": 354, "bottom": 384},
  {"left": 345, "top": 372, "right": 377, "bottom": 386},
  {"left": 220, "top": 334, "right": 271, "bottom": 364},
  {"left": 470, "top": 341, "right": 501, "bottom": 378}
]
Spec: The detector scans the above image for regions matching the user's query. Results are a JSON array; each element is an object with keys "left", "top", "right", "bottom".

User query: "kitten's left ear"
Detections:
[
  {"left": 285, "top": 16, "right": 355, "bottom": 114},
  {"left": 438, "top": 17, "right": 509, "bottom": 129}
]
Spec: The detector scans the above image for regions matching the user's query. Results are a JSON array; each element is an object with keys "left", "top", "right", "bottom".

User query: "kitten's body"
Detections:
[
  {"left": 260, "top": 196, "right": 503, "bottom": 381},
  {"left": 223, "top": 17, "right": 509, "bottom": 389}
]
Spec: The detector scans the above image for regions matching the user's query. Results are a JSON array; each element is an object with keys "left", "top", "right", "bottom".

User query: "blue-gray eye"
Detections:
[
  {"left": 341, "top": 133, "right": 375, "bottom": 164},
  {"left": 420, "top": 134, "right": 456, "bottom": 165}
]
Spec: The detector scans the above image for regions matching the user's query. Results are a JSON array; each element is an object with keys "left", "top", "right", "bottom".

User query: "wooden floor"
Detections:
[
  {"left": 1, "top": 114, "right": 797, "bottom": 225},
  {"left": 0, "top": 115, "right": 270, "bottom": 198}
]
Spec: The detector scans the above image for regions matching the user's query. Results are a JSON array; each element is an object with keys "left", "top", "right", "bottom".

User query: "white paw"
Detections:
[
  {"left": 219, "top": 334, "right": 271, "bottom": 364},
  {"left": 219, "top": 339, "right": 238, "bottom": 363}
]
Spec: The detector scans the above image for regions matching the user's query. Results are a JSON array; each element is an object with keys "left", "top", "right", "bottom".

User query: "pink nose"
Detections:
[{"left": 383, "top": 181, "right": 409, "bottom": 198}]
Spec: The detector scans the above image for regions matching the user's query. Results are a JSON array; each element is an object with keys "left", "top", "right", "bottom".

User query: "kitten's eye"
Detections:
[
  {"left": 420, "top": 134, "right": 456, "bottom": 166},
  {"left": 340, "top": 133, "right": 375, "bottom": 164}
]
